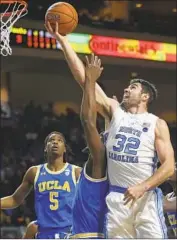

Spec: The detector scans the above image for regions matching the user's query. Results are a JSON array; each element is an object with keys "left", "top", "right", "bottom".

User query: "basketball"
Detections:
[{"left": 45, "top": 2, "right": 78, "bottom": 35}]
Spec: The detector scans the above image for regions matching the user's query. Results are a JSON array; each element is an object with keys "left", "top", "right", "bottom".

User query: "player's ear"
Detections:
[
  {"left": 142, "top": 93, "right": 149, "bottom": 102},
  {"left": 44, "top": 145, "right": 47, "bottom": 153}
]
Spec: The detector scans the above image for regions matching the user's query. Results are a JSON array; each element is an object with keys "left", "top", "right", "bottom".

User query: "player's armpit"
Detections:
[
  {"left": 95, "top": 85, "right": 119, "bottom": 119},
  {"left": 1, "top": 166, "right": 37, "bottom": 209}
]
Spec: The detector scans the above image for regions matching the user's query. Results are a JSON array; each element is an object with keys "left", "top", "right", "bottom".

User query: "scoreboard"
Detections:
[
  {"left": 10, "top": 27, "right": 176, "bottom": 63},
  {"left": 11, "top": 27, "right": 62, "bottom": 50}
]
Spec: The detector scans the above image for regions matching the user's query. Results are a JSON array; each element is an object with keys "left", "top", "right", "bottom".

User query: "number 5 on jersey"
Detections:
[{"left": 49, "top": 192, "right": 59, "bottom": 210}]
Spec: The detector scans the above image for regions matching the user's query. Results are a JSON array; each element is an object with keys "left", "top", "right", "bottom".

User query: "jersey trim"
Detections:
[
  {"left": 70, "top": 232, "right": 104, "bottom": 239},
  {"left": 44, "top": 162, "right": 68, "bottom": 175},
  {"left": 83, "top": 162, "right": 107, "bottom": 182},
  {"left": 34, "top": 165, "right": 41, "bottom": 189},
  {"left": 72, "top": 165, "right": 78, "bottom": 185}
]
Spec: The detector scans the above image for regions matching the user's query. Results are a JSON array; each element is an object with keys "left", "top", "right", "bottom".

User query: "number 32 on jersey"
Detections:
[{"left": 113, "top": 134, "right": 140, "bottom": 155}]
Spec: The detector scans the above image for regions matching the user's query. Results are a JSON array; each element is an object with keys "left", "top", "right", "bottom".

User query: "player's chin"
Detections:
[{"left": 51, "top": 149, "right": 60, "bottom": 155}]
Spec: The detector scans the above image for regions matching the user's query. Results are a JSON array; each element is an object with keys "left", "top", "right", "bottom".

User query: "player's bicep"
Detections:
[
  {"left": 12, "top": 167, "right": 35, "bottom": 205},
  {"left": 155, "top": 119, "right": 174, "bottom": 165}
]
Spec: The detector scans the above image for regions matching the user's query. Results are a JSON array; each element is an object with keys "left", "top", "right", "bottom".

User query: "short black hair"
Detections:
[
  {"left": 130, "top": 78, "right": 158, "bottom": 104},
  {"left": 44, "top": 131, "right": 66, "bottom": 147},
  {"left": 44, "top": 131, "right": 73, "bottom": 162}
]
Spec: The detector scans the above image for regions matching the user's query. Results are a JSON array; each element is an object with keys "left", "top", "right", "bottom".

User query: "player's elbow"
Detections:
[
  {"left": 165, "top": 160, "right": 175, "bottom": 178},
  {"left": 12, "top": 194, "right": 23, "bottom": 208},
  {"left": 168, "top": 165, "right": 175, "bottom": 178}
]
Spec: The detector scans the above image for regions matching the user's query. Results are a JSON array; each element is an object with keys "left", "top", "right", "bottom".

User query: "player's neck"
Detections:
[
  {"left": 47, "top": 157, "right": 66, "bottom": 172},
  {"left": 127, "top": 105, "right": 148, "bottom": 114}
]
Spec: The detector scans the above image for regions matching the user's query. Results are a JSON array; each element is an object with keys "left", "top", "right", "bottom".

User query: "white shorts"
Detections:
[{"left": 105, "top": 186, "right": 167, "bottom": 239}]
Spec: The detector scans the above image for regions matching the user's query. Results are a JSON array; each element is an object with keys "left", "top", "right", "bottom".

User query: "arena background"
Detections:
[{"left": 1, "top": 0, "right": 176, "bottom": 238}]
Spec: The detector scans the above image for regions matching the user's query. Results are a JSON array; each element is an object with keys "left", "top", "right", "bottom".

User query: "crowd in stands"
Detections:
[
  {"left": 26, "top": 0, "right": 176, "bottom": 37},
  {"left": 1, "top": 100, "right": 176, "bottom": 228}
]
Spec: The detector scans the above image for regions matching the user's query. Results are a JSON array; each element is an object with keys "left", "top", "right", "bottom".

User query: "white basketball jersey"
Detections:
[{"left": 106, "top": 106, "right": 158, "bottom": 187}]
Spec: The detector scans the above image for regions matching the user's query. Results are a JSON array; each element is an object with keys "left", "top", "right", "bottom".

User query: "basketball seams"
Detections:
[
  {"left": 47, "top": 10, "right": 76, "bottom": 24},
  {"left": 71, "top": 17, "right": 77, "bottom": 32},
  {"left": 62, "top": 3, "right": 78, "bottom": 22}
]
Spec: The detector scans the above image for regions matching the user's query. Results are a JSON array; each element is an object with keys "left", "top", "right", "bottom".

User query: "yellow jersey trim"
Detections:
[
  {"left": 70, "top": 232, "right": 104, "bottom": 239},
  {"left": 83, "top": 162, "right": 107, "bottom": 182},
  {"left": 34, "top": 165, "right": 41, "bottom": 189},
  {"left": 44, "top": 162, "right": 68, "bottom": 175},
  {"left": 71, "top": 165, "right": 78, "bottom": 185}
]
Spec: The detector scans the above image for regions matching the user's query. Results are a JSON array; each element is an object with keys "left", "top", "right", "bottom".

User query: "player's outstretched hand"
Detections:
[
  {"left": 123, "top": 183, "right": 147, "bottom": 208},
  {"left": 44, "top": 21, "right": 66, "bottom": 43},
  {"left": 85, "top": 53, "right": 104, "bottom": 82}
]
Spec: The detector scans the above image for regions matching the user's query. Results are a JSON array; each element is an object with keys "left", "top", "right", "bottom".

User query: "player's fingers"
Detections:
[
  {"left": 98, "top": 58, "right": 101, "bottom": 67},
  {"left": 130, "top": 199, "right": 136, "bottom": 208},
  {"left": 85, "top": 56, "right": 90, "bottom": 66},
  {"left": 123, "top": 190, "right": 130, "bottom": 199},
  {"left": 55, "top": 22, "right": 59, "bottom": 34},
  {"left": 44, "top": 23, "right": 50, "bottom": 33},
  {"left": 123, "top": 196, "right": 132, "bottom": 205},
  {"left": 113, "top": 95, "right": 118, "bottom": 101},
  {"left": 46, "top": 21, "right": 53, "bottom": 33},
  {"left": 94, "top": 55, "right": 98, "bottom": 65},
  {"left": 100, "top": 67, "right": 104, "bottom": 72},
  {"left": 91, "top": 53, "right": 94, "bottom": 65}
]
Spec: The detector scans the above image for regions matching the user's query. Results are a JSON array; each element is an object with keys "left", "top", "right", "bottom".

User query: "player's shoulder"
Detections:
[
  {"left": 155, "top": 118, "right": 169, "bottom": 135},
  {"left": 108, "top": 97, "right": 119, "bottom": 114},
  {"left": 23, "top": 165, "right": 39, "bottom": 184},
  {"left": 26, "top": 165, "right": 42, "bottom": 181}
]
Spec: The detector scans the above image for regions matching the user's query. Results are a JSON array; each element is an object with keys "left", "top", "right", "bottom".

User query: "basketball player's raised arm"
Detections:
[
  {"left": 80, "top": 55, "right": 106, "bottom": 178},
  {"left": 143, "top": 119, "right": 175, "bottom": 190},
  {"left": 45, "top": 22, "right": 118, "bottom": 118},
  {"left": 0, "top": 167, "right": 36, "bottom": 209}
]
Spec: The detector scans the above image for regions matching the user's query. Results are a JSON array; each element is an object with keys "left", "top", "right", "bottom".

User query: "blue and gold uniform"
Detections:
[
  {"left": 167, "top": 211, "right": 177, "bottom": 237},
  {"left": 34, "top": 163, "right": 77, "bottom": 239},
  {"left": 71, "top": 163, "right": 109, "bottom": 239},
  {"left": 166, "top": 193, "right": 177, "bottom": 238}
]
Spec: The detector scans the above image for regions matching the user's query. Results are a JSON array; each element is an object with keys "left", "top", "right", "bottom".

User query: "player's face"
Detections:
[
  {"left": 122, "top": 83, "right": 146, "bottom": 107},
  {"left": 46, "top": 134, "right": 66, "bottom": 157}
]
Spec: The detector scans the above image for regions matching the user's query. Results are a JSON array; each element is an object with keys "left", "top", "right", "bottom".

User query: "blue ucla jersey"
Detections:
[
  {"left": 167, "top": 211, "right": 177, "bottom": 237},
  {"left": 71, "top": 163, "right": 109, "bottom": 239},
  {"left": 166, "top": 193, "right": 177, "bottom": 238},
  {"left": 34, "top": 163, "right": 77, "bottom": 233}
]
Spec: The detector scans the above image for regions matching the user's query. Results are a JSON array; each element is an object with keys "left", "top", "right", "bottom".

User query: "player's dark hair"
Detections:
[
  {"left": 44, "top": 131, "right": 73, "bottom": 162},
  {"left": 130, "top": 78, "right": 158, "bottom": 105}
]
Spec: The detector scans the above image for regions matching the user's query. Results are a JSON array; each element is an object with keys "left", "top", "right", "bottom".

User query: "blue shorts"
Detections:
[{"left": 36, "top": 227, "right": 71, "bottom": 239}]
